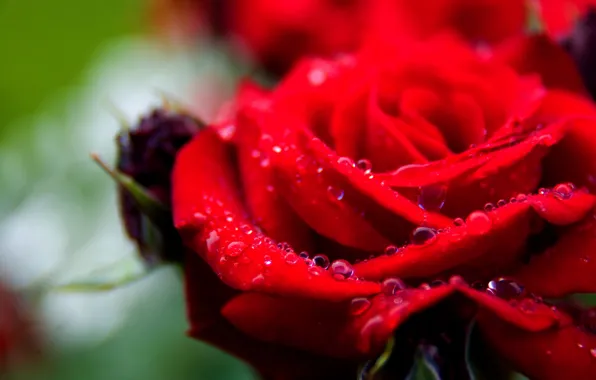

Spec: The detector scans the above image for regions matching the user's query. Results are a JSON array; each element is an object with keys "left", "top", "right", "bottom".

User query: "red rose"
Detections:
[
  {"left": 167, "top": 33, "right": 596, "bottom": 379},
  {"left": 150, "top": 0, "right": 596, "bottom": 74}
]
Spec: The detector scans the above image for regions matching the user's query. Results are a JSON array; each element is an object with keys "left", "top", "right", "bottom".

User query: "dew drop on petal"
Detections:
[
  {"left": 298, "top": 251, "right": 309, "bottom": 259},
  {"left": 330, "top": 260, "right": 353, "bottom": 280},
  {"left": 350, "top": 297, "right": 371, "bottom": 316},
  {"left": 590, "top": 348, "right": 596, "bottom": 358},
  {"left": 411, "top": 227, "right": 437, "bottom": 246},
  {"left": 453, "top": 218, "right": 465, "bottom": 227},
  {"left": 327, "top": 186, "right": 344, "bottom": 202},
  {"left": 355, "top": 159, "right": 372, "bottom": 174},
  {"left": 308, "top": 266, "right": 324, "bottom": 276},
  {"left": 337, "top": 156, "right": 355, "bottom": 167},
  {"left": 418, "top": 184, "right": 447, "bottom": 211},
  {"left": 384, "top": 245, "right": 399, "bottom": 255},
  {"left": 430, "top": 280, "right": 446, "bottom": 288},
  {"left": 483, "top": 203, "right": 495, "bottom": 212},
  {"left": 313, "top": 254, "right": 330, "bottom": 269},
  {"left": 486, "top": 278, "right": 525, "bottom": 299},
  {"left": 448, "top": 275, "right": 467, "bottom": 286},
  {"left": 419, "top": 283, "right": 431, "bottom": 290},
  {"left": 382, "top": 278, "right": 406, "bottom": 296},
  {"left": 263, "top": 255, "right": 273, "bottom": 266},
  {"left": 497, "top": 199, "right": 507, "bottom": 208},
  {"left": 226, "top": 241, "right": 246, "bottom": 258},
  {"left": 284, "top": 252, "right": 299, "bottom": 265},
  {"left": 466, "top": 211, "right": 492, "bottom": 235},
  {"left": 553, "top": 183, "right": 575, "bottom": 200},
  {"left": 252, "top": 274, "right": 265, "bottom": 285},
  {"left": 516, "top": 193, "right": 528, "bottom": 202}
]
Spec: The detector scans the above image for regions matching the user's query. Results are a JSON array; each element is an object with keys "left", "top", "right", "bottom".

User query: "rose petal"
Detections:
[
  {"left": 172, "top": 129, "right": 381, "bottom": 300},
  {"left": 184, "top": 252, "right": 355, "bottom": 380},
  {"left": 537, "top": 92, "right": 596, "bottom": 192},
  {"left": 477, "top": 311, "right": 596, "bottom": 380},
  {"left": 353, "top": 188, "right": 595, "bottom": 282},
  {"left": 353, "top": 202, "right": 533, "bottom": 282},
  {"left": 234, "top": 107, "right": 314, "bottom": 252},
  {"left": 493, "top": 34, "right": 587, "bottom": 96},
  {"left": 513, "top": 211, "right": 596, "bottom": 297},
  {"left": 298, "top": 131, "right": 453, "bottom": 239},
  {"left": 221, "top": 285, "right": 562, "bottom": 359},
  {"left": 380, "top": 122, "right": 563, "bottom": 218}
]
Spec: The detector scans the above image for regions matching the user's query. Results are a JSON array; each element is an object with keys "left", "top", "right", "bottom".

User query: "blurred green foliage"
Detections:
[{"left": 0, "top": 0, "right": 143, "bottom": 134}]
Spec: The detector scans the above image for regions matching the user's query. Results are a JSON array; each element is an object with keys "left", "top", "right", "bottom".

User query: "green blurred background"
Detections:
[{"left": 0, "top": 0, "right": 254, "bottom": 379}]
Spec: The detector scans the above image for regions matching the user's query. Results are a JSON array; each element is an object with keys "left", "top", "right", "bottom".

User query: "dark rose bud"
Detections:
[
  {"left": 116, "top": 108, "right": 201, "bottom": 264},
  {"left": 562, "top": 8, "right": 596, "bottom": 99}
]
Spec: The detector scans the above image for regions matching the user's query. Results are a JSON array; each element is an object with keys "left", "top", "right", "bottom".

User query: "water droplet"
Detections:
[
  {"left": 453, "top": 218, "right": 465, "bottom": 227},
  {"left": 337, "top": 156, "right": 355, "bottom": 167},
  {"left": 581, "top": 256, "right": 591, "bottom": 263},
  {"left": 384, "top": 245, "right": 399, "bottom": 255},
  {"left": 272, "top": 145, "right": 282, "bottom": 154},
  {"left": 382, "top": 278, "right": 406, "bottom": 296},
  {"left": 226, "top": 241, "right": 247, "bottom": 258},
  {"left": 466, "top": 211, "right": 492, "bottom": 235},
  {"left": 497, "top": 199, "right": 507, "bottom": 208},
  {"left": 308, "top": 68, "right": 326, "bottom": 86},
  {"left": 516, "top": 193, "right": 528, "bottom": 202},
  {"left": 484, "top": 203, "right": 495, "bottom": 212},
  {"left": 538, "top": 188, "right": 549, "bottom": 195},
  {"left": 260, "top": 154, "right": 270, "bottom": 168},
  {"left": 356, "top": 159, "right": 372, "bottom": 174},
  {"left": 590, "top": 348, "right": 596, "bottom": 358},
  {"left": 448, "top": 275, "right": 467, "bottom": 286},
  {"left": 350, "top": 297, "right": 371, "bottom": 316},
  {"left": 553, "top": 183, "right": 575, "bottom": 200},
  {"left": 509, "top": 197, "right": 517, "bottom": 203},
  {"left": 327, "top": 186, "right": 344, "bottom": 202},
  {"left": 308, "top": 266, "right": 324, "bottom": 276},
  {"left": 251, "top": 149, "right": 261, "bottom": 159},
  {"left": 330, "top": 260, "right": 353, "bottom": 280},
  {"left": 486, "top": 278, "right": 525, "bottom": 299},
  {"left": 518, "top": 298, "right": 536, "bottom": 313},
  {"left": 430, "top": 280, "right": 446, "bottom": 288},
  {"left": 312, "top": 254, "right": 330, "bottom": 269},
  {"left": 239, "top": 224, "right": 253, "bottom": 234},
  {"left": 419, "top": 283, "right": 431, "bottom": 290},
  {"left": 298, "top": 251, "right": 309, "bottom": 259},
  {"left": 411, "top": 227, "right": 437, "bottom": 246},
  {"left": 418, "top": 184, "right": 447, "bottom": 211},
  {"left": 252, "top": 274, "right": 265, "bottom": 285},
  {"left": 284, "top": 252, "right": 299, "bottom": 264},
  {"left": 538, "top": 134, "right": 555, "bottom": 146},
  {"left": 263, "top": 255, "right": 272, "bottom": 266}
]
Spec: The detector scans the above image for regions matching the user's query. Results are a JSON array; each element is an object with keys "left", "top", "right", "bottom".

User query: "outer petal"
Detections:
[
  {"left": 234, "top": 106, "right": 314, "bottom": 252},
  {"left": 221, "top": 285, "right": 564, "bottom": 359},
  {"left": 493, "top": 34, "right": 587, "bottom": 95},
  {"left": 353, "top": 189, "right": 596, "bottom": 282},
  {"left": 172, "top": 129, "right": 381, "bottom": 300},
  {"left": 513, "top": 210, "right": 596, "bottom": 297},
  {"left": 184, "top": 252, "right": 356, "bottom": 380},
  {"left": 477, "top": 311, "right": 596, "bottom": 380}
]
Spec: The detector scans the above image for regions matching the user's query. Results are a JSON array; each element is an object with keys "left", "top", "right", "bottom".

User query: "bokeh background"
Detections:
[{"left": 0, "top": 0, "right": 255, "bottom": 378}]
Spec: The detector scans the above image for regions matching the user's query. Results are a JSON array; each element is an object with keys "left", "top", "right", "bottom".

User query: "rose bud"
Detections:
[{"left": 114, "top": 108, "right": 202, "bottom": 264}]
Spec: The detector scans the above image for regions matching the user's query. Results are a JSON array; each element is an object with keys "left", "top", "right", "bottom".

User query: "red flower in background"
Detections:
[
  {"left": 0, "top": 281, "right": 40, "bottom": 372},
  {"left": 151, "top": 0, "right": 596, "bottom": 73},
  {"left": 163, "top": 33, "right": 596, "bottom": 379}
]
